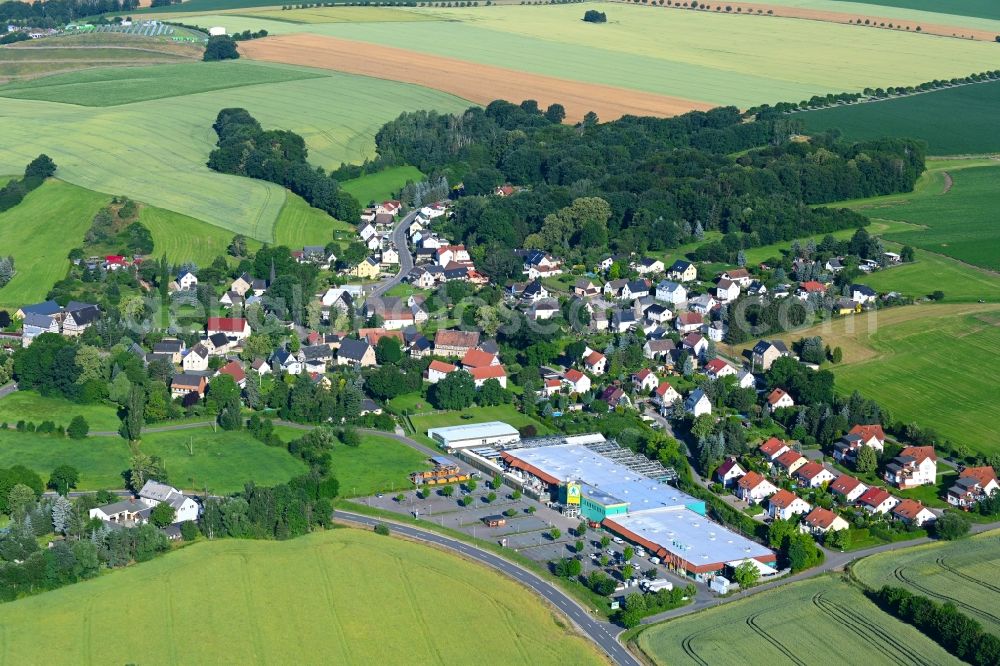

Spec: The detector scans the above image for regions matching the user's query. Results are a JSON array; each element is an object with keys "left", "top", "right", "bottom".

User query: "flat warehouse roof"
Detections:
[
  {"left": 427, "top": 421, "right": 520, "bottom": 444},
  {"left": 608, "top": 506, "right": 773, "bottom": 566},
  {"left": 507, "top": 443, "right": 700, "bottom": 511}
]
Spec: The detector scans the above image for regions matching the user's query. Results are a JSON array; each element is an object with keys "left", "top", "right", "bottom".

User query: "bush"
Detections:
[
  {"left": 374, "top": 523, "right": 391, "bottom": 536},
  {"left": 582, "top": 8, "right": 606, "bottom": 21},
  {"left": 180, "top": 520, "right": 199, "bottom": 541},
  {"left": 67, "top": 415, "right": 90, "bottom": 440},
  {"left": 203, "top": 35, "right": 239, "bottom": 61}
]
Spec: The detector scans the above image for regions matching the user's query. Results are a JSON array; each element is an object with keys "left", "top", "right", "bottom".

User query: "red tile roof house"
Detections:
[
  {"left": 425, "top": 359, "right": 457, "bottom": 384},
  {"left": 766, "top": 387, "right": 795, "bottom": 413},
  {"left": 468, "top": 364, "right": 507, "bottom": 388},
  {"left": 758, "top": 437, "right": 790, "bottom": 461},
  {"left": 829, "top": 474, "right": 868, "bottom": 503},
  {"left": 800, "top": 507, "right": 849, "bottom": 535},
  {"left": 207, "top": 317, "right": 251, "bottom": 341},
  {"left": 793, "top": 462, "right": 837, "bottom": 488},
  {"left": 562, "top": 368, "right": 591, "bottom": 394},
  {"left": 631, "top": 368, "right": 659, "bottom": 393},
  {"left": 884, "top": 446, "right": 937, "bottom": 489},
  {"left": 834, "top": 423, "right": 886, "bottom": 462},
  {"left": 715, "top": 457, "right": 746, "bottom": 488},
  {"left": 653, "top": 381, "right": 680, "bottom": 409},
  {"left": 584, "top": 351, "right": 607, "bottom": 375},
  {"left": 857, "top": 487, "right": 901, "bottom": 515},
  {"left": 892, "top": 499, "right": 937, "bottom": 527},
  {"left": 774, "top": 450, "right": 807, "bottom": 475},
  {"left": 736, "top": 471, "right": 778, "bottom": 504},
  {"left": 703, "top": 358, "right": 737, "bottom": 380},
  {"left": 461, "top": 348, "right": 498, "bottom": 369},
  {"left": 216, "top": 360, "right": 247, "bottom": 388},
  {"left": 768, "top": 489, "right": 811, "bottom": 520},
  {"left": 542, "top": 377, "right": 562, "bottom": 397},
  {"left": 947, "top": 466, "right": 1000, "bottom": 509}
]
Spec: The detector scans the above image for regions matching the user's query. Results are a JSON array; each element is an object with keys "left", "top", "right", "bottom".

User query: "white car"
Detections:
[
  {"left": 613, "top": 537, "right": 624, "bottom": 544},
  {"left": 650, "top": 557, "right": 661, "bottom": 565}
]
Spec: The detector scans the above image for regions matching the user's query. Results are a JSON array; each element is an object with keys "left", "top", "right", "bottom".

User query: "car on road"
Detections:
[{"left": 613, "top": 536, "right": 624, "bottom": 544}]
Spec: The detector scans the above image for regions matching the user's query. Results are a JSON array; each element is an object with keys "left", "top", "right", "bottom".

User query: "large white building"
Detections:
[{"left": 427, "top": 421, "right": 521, "bottom": 450}]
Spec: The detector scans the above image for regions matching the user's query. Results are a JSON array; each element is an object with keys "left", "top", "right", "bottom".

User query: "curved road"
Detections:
[
  {"left": 368, "top": 210, "right": 418, "bottom": 300},
  {"left": 334, "top": 509, "right": 640, "bottom": 666}
]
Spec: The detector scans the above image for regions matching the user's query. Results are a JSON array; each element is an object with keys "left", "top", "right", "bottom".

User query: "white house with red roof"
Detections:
[
  {"left": 758, "top": 437, "right": 790, "bottom": 461},
  {"left": 468, "top": 364, "right": 507, "bottom": 388},
  {"left": 583, "top": 350, "right": 607, "bottom": 375},
  {"left": 721, "top": 268, "right": 751, "bottom": 288},
  {"left": 829, "top": 474, "right": 868, "bottom": 503},
  {"left": 216, "top": 360, "right": 246, "bottom": 388},
  {"left": 681, "top": 332, "right": 708, "bottom": 357},
  {"left": 715, "top": 458, "right": 746, "bottom": 488},
  {"left": 884, "top": 446, "right": 937, "bottom": 489},
  {"left": 425, "top": 360, "right": 457, "bottom": 384},
  {"left": 461, "top": 348, "right": 498, "bottom": 369},
  {"left": 858, "top": 487, "right": 900, "bottom": 515},
  {"left": 947, "top": 466, "right": 999, "bottom": 508},
  {"left": 703, "top": 358, "right": 737, "bottom": 380},
  {"left": 207, "top": 317, "right": 251, "bottom": 342},
  {"left": 768, "top": 490, "right": 811, "bottom": 520},
  {"left": 892, "top": 499, "right": 937, "bottom": 527},
  {"left": 736, "top": 471, "right": 778, "bottom": 504},
  {"left": 376, "top": 200, "right": 402, "bottom": 216},
  {"left": 797, "top": 280, "right": 827, "bottom": 300},
  {"left": 766, "top": 388, "right": 795, "bottom": 413},
  {"left": 542, "top": 377, "right": 562, "bottom": 397},
  {"left": 800, "top": 507, "right": 849, "bottom": 535},
  {"left": 675, "top": 311, "right": 703, "bottom": 333},
  {"left": 774, "top": 450, "right": 807, "bottom": 475},
  {"left": 793, "top": 462, "right": 837, "bottom": 488},
  {"left": 562, "top": 369, "right": 591, "bottom": 394},
  {"left": 835, "top": 424, "right": 886, "bottom": 462},
  {"left": 653, "top": 382, "right": 680, "bottom": 410},
  {"left": 631, "top": 369, "right": 658, "bottom": 393}
]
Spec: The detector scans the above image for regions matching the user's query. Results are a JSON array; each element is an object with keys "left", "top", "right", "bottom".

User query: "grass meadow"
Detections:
[
  {"left": 860, "top": 246, "right": 1000, "bottom": 303},
  {"left": 633, "top": 575, "right": 961, "bottom": 666},
  {"left": 0, "top": 528, "right": 605, "bottom": 664},
  {"left": 0, "top": 63, "right": 469, "bottom": 239},
  {"left": 0, "top": 179, "right": 109, "bottom": 308},
  {"left": 802, "top": 80, "right": 1000, "bottom": 155},
  {"left": 140, "top": 203, "right": 251, "bottom": 266},
  {"left": 853, "top": 530, "right": 1000, "bottom": 635},
  {"left": 0, "top": 430, "right": 128, "bottom": 488},
  {"left": 239, "top": 6, "right": 441, "bottom": 23},
  {"left": 272, "top": 191, "right": 353, "bottom": 248},
  {"left": 206, "top": 2, "right": 1000, "bottom": 107},
  {"left": 340, "top": 165, "right": 423, "bottom": 205},
  {"left": 0, "top": 391, "right": 121, "bottom": 432},
  {"left": 760, "top": 304, "right": 1000, "bottom": 455},
  {"left": 832, "top": 0, "right": 1000, "bottom": 22}
]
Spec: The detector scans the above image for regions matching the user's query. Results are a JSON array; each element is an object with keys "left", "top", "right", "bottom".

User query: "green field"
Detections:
[
  {"left": 737, "top": 219, "right": 917, "bottom": 266},
  {"left": 0, "top": 391, "right": 121, "bottom": 432},
  {"left": 0, "top": 430, "right": 128, "bottom": 489},
  {"left": 634, "top": 575, "right": 961, "bottom": 665},
  {"left": 195, "top": 2, "right": 1000, "bottom": 107},
  {"left": 272, "top": 191, "right": 353, "bottom": 248},
  {"left": 0, "top": 64, "right": 469, "bottom": 239},
  {"left": 409, "top": 404, "right": 550, "bottom": 443},
  {"left": 0, "top": 528, "right": 603, "bottom": 664},
  {"left": 239, "top": 6, "right": 442, "bottom": 23},
  {"left": 140, "top": 203, "right": 252, "bottom": 266},
  {"left": 833, "top": 0, "right": 1000, "bottom": 21},
  {"left": 767, "top": 304, "right": 1000, "bottom": 455},
  {"left": 847, "top": 164, "right": 1000, "bottom": 271},
  {"left": 803, "top": 81, "right": 1000, "bottom": 156},
  {"left": 275, "top": 427, "right": 431, "bottom": 496},
  {"left": 0, "top": 61, "right": 322, "bottom": 106},
  {"left": 341, "top": 165, "right": 423, "bottom": 205},
  {"left": 861, "top": 246, "right": 1000, "bottom": 303},
  {"left": 0, "top": 179, "right": 109, "bottom": 308},
  {"left": 853, "top": 530, "right": 1000, "bottom": 635}
]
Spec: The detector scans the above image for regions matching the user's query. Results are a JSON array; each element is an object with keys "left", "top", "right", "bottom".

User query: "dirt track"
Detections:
[
  {"left": 638, "top": 1, "right": 997, "bottom": 42},
  {"left": 239, "top": 34, "right": 714, "bottom": 122}
]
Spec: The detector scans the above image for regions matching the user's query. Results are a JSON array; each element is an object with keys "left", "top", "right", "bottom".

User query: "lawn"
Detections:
[
  {"left": 272, "top": 191, "right": 353, "bottom": 248},
  {"left": 340, "top": 165, "right": 423, "bottom": 205},
  {"left": 762, "top": 303, "right": 1000, "bottom": 455},
  {"left": 0, "top": 178, "right": 109, "bottom": 308},
  {"left": 0, "top": 61, "right": 323, "bottom": 106},
  {"left": 0, "top": 528, "right": 604, "bottom": 664},
  {"left": 0, "top": 430, "right": 129, "bottom": 489},
  {"left": 852, "top": 529, "right": 1000, "bottom": 635},
  {"left": 633, "top": 575, "right": 960, "bottom": 666},
  {"left": 861, "top": 246, "right": 1000, "bottom": 303},
  {"left": 140, "top": 203, "right": 254, "bottom": 266},
  {"left": 211, "top": 2, "right": 1000, "bottom": 107},
  {"left": 802, "top": 80, "right": 1000, "bottom": 155},
  {"left": 0, "top": 66, "right": 469, "bottom": 239},
  {"left": 275, "top": 427, "right": 431, "bottom": 497},
  {"left": 409, "top": 404, "right": 551, "bottom": 441},
  {"left": 139, "top": 428, "right": 308, "bottom": 494},
  {"left": 845, "top": 164, "right": 1000, "bottom": 271},
  {"left": 0, "top": 391, "right": 121, "bottom": 432}
]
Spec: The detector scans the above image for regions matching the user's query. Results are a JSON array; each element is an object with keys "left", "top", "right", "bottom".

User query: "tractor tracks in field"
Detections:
[
  {"left": 745, "top": 611, "right": 806, "bottom": 666},
  {"left": 811, "top": 592, "right": 931, "bottom": 666},
  {"left": 935, "top": 557, "right": 1000, "bottom": 594},
  {"left": 893, "top": 566, "right": 1000, "bottom": 625}
]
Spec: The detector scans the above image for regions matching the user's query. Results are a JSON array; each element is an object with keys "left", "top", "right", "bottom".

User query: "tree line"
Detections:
[
  {"left": 363, "top": 100, "right": 922, "bottom": 278},
  {"left": 0, "top": 0, "right": 139, "bottom": 26},
  {"left": 0, "top": 154, "right": 56, "bottom": 217},
  {"left": 207, "top": 108, "right": 361, "bottom": 222}
]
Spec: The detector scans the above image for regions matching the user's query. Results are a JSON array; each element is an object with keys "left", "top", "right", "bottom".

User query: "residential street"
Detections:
[{"left": 367, "top": 210, "right": 418, "bottom": 300}]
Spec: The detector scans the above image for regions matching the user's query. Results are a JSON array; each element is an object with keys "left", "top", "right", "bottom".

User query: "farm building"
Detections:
[
  {"left": 427, "top": 421, "right": 520, "bottom": 450},
  {"left": 499, "top": 434, "right": 774, "bottom": 579}
]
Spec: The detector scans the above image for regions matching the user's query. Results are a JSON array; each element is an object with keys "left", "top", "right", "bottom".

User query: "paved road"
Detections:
[
  {"left": 368, "top": 210, "right": 418, "bottom": 300},
  {"left": 334, "top": 508, "right": 640, "bottom": 666}
]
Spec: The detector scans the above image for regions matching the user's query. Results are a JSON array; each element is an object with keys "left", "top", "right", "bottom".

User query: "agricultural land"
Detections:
[
  {"left": 852, "top": 529, "right": 1000, "bottom": 635},
  {"left": 0, "top": 529, "right": 605, "bottom": 665},
  {"left": 633, "top": 575, "right": 962, "bottom": 666}
]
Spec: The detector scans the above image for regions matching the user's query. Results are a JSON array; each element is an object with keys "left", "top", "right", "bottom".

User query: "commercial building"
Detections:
[
  {"left": 427, "top": 421, "right": 520, "bottom": 450},
  {"left": 500, "top": 434, "right": 775, "bottom": 579}
]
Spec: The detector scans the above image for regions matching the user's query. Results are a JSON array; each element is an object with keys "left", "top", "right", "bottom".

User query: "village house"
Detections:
[
  {"left": 884, "top": 446, "right": 937, "bottom": 489},
  {"left": 797, "top": 280, "right": 827, "bottom": 300},
  {"left": 519, "top": 249, "right": 563, "bottom": 279},
  {"left": 217, "top": 360, "right": 247, "bottom": 388},
  {"left": 774, "top": 450, "right": 807, "bottom": 476},
  {"left": 171, "top": 373, "right": 206, "bottom": 399},
  {"left": 542, "top": 378, "right": 562, "bottom": 397},
  {"left": 426, "top": 360, "right": 458, "bottom": 384},
  {"left": 351, "top": 257, "right": 381, "bottom": 280},
  {"left": 857, "top": 487, "right": 900, "bottom": 515},
  {"left": 736, "top": 369, "right": 755, "bottom": 390},
  {"left": 207, "top": 317, "right": 251, "bottom": 342},
  {"left": 336, "top": 339, "right": 377, "bottom": 368},
  {"left": 947, "top": 466, "right": 999, "bottom": 508},
  {"left": 461, "top": 348, "right": 499, "bottom": 369},
  {"left": 381, "top": 246, "right": 399, "bottom": 266},
  {"left": 434, "top": 329, "right": 480, "bottom": 357},
  {"left": 631, "top": 369, "right": 659, "bottom": 393},
  {"left": 793, "top": 462, "right": 837, "bottom": 488},
  {"left": 634, "top": 258, "right": 664, "bottom": 275},
  {"left": 892, "top": 499, "right": 937, "bottom": 527},
  {"left": 562, "top": 369, "right": 592, "bottom": 394},
  {"left": 703, "top": 358, "right": 737, "bottom": 380},
  {"left": 681, "top": 332, "right": 708, "bottom": 358},
  {"left": 176, "top": 270, "right": 198, "bottom": 291},
  {"left": 688, "top": 294, "right": 717, "bottom": 315},
  {"left": 715, "top": 458, "right": 746, "bottom": 487},
  {"left": 830, "top": 474, "right": 868, "bottom": 503},
  {"left": 468, "top": 364, "right": 507, "bottom": 389},
  {"left": 251, "top": 358, "right": 271, "bottom": 376},
  {"left": 271, "top": 349, "right": 304, "bottom": 375},
  {"left": 721, "top": 268, "right": 751, "bottom": 288},
  {"left": 599, "top": 385, "right": 631, "bottom": 409},
  {"left": 204, "top": 332, "right": 231, "bottom": 356},
  {"left": 758, "top": 437, "right": 790, "bottom": 462},
  {"left": 667, "top": 260, "right": 697, "bottom": 282},
  {"left": 643, "top": 303, "right": 672, "bottom": 325},
  {"left": 675, "top": 311, "right": 703, "bottom": 333},
  {"left": 573, "top": 279, "right": 600, "bottom": 297},
  {"left": 714, "top": 278, "right": 740, "bottom": 304},
  {"left": 766, "top": 388, "right": 795, "bottom": 413},
  {"left": 800, "top": 507, "right": 849, "bottom": 535},
  {"left": 834, "top": 424, "right": 886, "bottom": 462},
  {"left": 736, "top": 471, "right": 779, "bottom": 504},
  {"left": 153, "top": 339, "right": 184, "bottom": 365},
  {"left": 751, "top": 340, "right": 789, "bottom": 371},
  {"left": 21, "top": 313, "right": 59, "bottom": 346},
  {"left": 643, "top": 338, "right": 676, "bottom": 361},
  {"left": 139, "top": 480, "right": 200, "bottom": 523},
  {"left": 89, "top": 499, "right": 150, "bottom": 526},
  {"left": 62, "top": 304, "right": 101, "bottom": 337},
  {"left": 851, "top": 284, "right": 878, "bottom": 304},
  {"left": 302, "top": 345, "right": 334, "bottom": 374},
  {"left": 768, "top": 489, "right": 811, "bottom": 520},
  {"left": 684, "top": 388, "right": 711, "bottom": 417},
  {"left": 653, "top": 381, "right": 680, "bottom": 411},
  {"left": 182, "top": 344, "right": 209, "bottom": 372},
  {"left": 655, "top": 279, "right": 687, "bottom": 305},
  {"left": 583, "top": 350, "right": 607, "bottom": 375}
]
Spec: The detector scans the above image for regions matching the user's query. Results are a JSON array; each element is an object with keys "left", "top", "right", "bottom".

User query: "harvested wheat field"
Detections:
[{"left": 239, "top": 34, "right": 714, "bottom": 122}]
